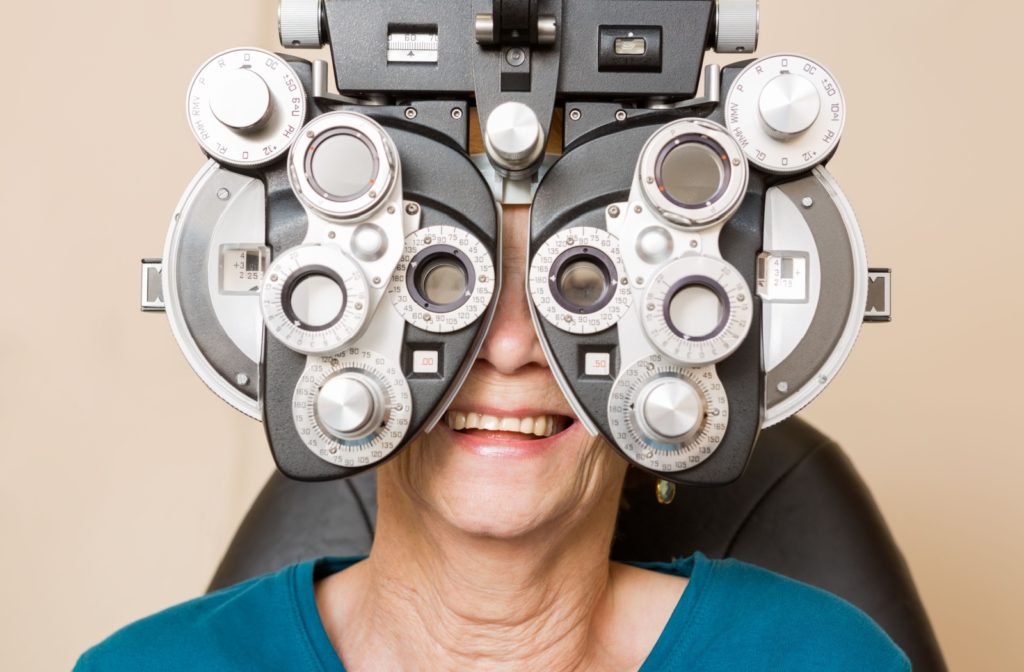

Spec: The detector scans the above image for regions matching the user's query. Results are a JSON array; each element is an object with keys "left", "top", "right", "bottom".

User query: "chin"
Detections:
[{"left": 393, "top": 419, "right": 625, "bottom": 541}]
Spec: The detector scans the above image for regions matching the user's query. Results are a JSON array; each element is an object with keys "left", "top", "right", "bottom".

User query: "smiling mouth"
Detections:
[{"left": 445, "top": 411, "right": 574, "bottom": 440}]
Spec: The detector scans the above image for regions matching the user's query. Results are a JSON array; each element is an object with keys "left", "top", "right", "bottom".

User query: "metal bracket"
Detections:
[
  {"left": 646, "top": 63, "right": 721, "bottom": 110},
  {"left": 472, "top": 153, "right": 557, "bottom": 204},
  {"left": 864, "top": 268, "right": 892, "bottom": 322},
  {"left": 312, "top": 60, "right": 388, "bottom": 107},
  {"left": 140, "top": 259, "right": 165, "bottom": 312}
]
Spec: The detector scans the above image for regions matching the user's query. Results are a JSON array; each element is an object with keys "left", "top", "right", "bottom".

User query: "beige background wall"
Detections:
[{"left": 1, "top": 0, "right": 1020, "bottom": 669}]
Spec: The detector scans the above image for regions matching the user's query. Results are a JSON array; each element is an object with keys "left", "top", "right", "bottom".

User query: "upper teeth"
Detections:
[{"left": 445, "top": 411, "right": 567, "bottom": 437}]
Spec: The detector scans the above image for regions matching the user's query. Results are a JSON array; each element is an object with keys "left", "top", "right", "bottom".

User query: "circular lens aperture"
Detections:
[
  {"left": 549, "top": 247, "right": 617, "bottom": 315},
  {"left": 656, "top": 136, "right": 729, "bottom": 208},
  {"left": 406, "top": 244, "right": 476, "bottom": 314},
  {"left": 308, "top": 131, "right": 379, "bottom": 201},
  {"left": 416, "top": 256, "right": 468, "bottom": 307},
  {"left": 557, "top": 259, "right": 609, "bottom": 309},
  {"left": 668, "top": 284, "right": 725, "bottom": 339},
  {"left": 282, "top": 267, "right": 347, "bottom": 331},
  {"left": 638, "top": 119, "right": 748, "bottom": 229}
]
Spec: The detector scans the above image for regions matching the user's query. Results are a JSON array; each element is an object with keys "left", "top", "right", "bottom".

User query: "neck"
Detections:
[{"left": 320, "top": 464, "right": 630, "bottom": 672}]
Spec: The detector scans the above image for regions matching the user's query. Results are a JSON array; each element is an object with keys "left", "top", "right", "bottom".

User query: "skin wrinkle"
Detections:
[{"left": 315, "top": 205, "right": 688, "bottom": 671}]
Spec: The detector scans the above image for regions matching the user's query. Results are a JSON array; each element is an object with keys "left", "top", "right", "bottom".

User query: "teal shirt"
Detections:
[{"left": 75, "top": 553, "right": 910, "bottom": 671}]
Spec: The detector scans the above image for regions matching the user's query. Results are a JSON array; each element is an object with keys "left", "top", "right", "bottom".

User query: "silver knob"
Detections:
[
  {"left": 758, "top": 73, "right": 820, "bottom": 140},
  {"left": 715, "top": 0, "right": 759, "bottom": 53},
  {"left": 279, "top": 0, "right": 324, "bottom": 48},
  {"left": 483, "top": 102, "right": 546, "bottom": 174},
  {"left": 316, "top": 373, "right": 386, "bottom": 441},
  {"left": 636, "top": 378, "right": 706, "bottom": 445},
  {"left": 208, "top": 68, "right": 272, "bottom": 131}
]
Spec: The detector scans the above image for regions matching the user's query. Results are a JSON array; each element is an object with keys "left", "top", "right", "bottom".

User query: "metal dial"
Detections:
[
  {"left": 484, "top": 102, "right": 546, "bottom": 174},
  {"left": 638, "top": 118, "right": 748, "bottom": 229},
  {"left": 725, "top": 54, "right": 846, "bottom": 174},
  {"left": 261, "top": 244, "right": 370, "bottom": 355},
  {"left": 641, "top": 255, "right": 753, "bottom": 365},
  {"left": 289, "top": 111, "right": 399, "bottom": 221},
  {"left": 608, "top": 355, "right": 729, "bottom": 473},
  {"left": 293, "top": 349, "right": 412, "bottom": 468},
  {"left": 186, "top": 47, "right": 307, "bottom": 168},
  {"left": 388, "top": 226, "right": 496, "bottom": 333},
  {"left": 530, "top": 227, "right": 633, "bottom": 335}
]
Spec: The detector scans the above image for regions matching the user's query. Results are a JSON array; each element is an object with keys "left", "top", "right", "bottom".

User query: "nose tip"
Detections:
[{"left": 477, "top": 205, "right": 549, "bottom": 374}]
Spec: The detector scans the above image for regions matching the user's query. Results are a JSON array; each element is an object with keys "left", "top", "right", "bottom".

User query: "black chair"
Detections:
[{"left": 211, "top": 417, "right": 946, "bottom": 671}]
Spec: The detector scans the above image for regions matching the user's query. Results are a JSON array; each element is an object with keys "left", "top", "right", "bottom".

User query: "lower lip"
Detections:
[{"left": 438, "top": 419, "right": 583, "bottom": 458}]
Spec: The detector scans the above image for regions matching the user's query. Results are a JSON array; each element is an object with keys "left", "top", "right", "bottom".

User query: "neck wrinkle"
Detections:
[{"left": 353, "top": 462, "right": 626, "bottom": 672}]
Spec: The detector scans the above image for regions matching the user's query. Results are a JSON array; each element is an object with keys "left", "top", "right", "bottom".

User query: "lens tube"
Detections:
[
  {"left": 530, "top": 227, "right": 633, "bottom": 335},
  {"left": 638, "top": 119, "right": 747, "bottom": 229},
  {"left": 388, "top": 226, "right": 496, "bottom": 334},
  {"left": 288, "top": 112, "right": 398, "bottom": 221},
  {"left": 261, "top": 244, "right": 371, "bottom": 356},
  {"left": 640, "top": 255, "right": 753, "bottom": 366}
]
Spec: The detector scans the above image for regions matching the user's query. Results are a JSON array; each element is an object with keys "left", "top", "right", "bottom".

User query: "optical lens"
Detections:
[
  {"left": 557, "top": 259, "right": 609, "bottom": 309},
  {"left": 289, "top": 273, "right": 345, "bottom": 328},
  {"left": 668, "top": 284, "right": 724, "bottom": 339},
  {"left": 309, "top": 132, "right": 378, "bottom": 201},
  {"left": 659, "top": 142, "right": 724, "bottom": 206},
  {"left": 415, "top": 255, "right": 468, "bottom": 307}
]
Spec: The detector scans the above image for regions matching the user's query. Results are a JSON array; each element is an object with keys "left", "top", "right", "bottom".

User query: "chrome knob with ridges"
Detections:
[
  {"left": 716, "top": 0, "right": 757, "bottom": 52},
  {"left": 483, "top": 102, "right": 546, "bottom": 175},
  {"left": 316, "top": 373, "right": 385, "bottom": 441},
  {"left": 715, "top": 0, "right": 759, "bottom": 53},
  {"left": 279, "top": 0, "right": 324, "bottom": 48},
  {"left": 635, "top": 378, "right": 706, "bottom": 444}
]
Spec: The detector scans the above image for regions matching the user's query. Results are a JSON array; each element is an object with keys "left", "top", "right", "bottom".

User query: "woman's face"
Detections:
[{"left": 385, "top": 205, "right": 628, "bottom": 539}]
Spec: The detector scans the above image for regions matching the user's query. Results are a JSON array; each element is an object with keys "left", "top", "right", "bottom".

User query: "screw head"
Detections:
[
  {"left": 634, "top": 205, "right": 643, "bottom": 214},
  {"left": 405, "top": 107, "right": 418, "bottom": 119},
  {"left": 802, "top": 197, "right": 814, "bottom": 208},
  {"left": 373, "top": 276, "right": 382, "bottom": 285},
  {"left": 569, "top": 108, "right": 582, "bottom": 121},
  {"left": 451, "top": 108, "right": 464, "bottom": 120},
  {"left": 615, "top": 110, "right": 627, "bottom": 122},
  {"left": 328, "top": 231, "right": 336, "bottom": 239},
  {"left": 777, "top": 381, "right": 789, "bottom": 393},
  {"left": 387, "top": 205, "right": 396, "bottom": 214},
  {"left": 689, "top": 240, "right": 699, "bottom": 249},
  {"left": 270, "top": 274, "right": 279, "bottom": 282},
  {"left": 406, "top": 203, "right": 420, "bottom": 215},
  {"left": 236, "top": 373, "right": 250, "bottom": 386},
  {"left": 306, "top": 130, "right": 315, "bottom": 139},
  {"left": 505, "top": 47, "right": 526, "bottom": 67},
  {"left": 354, "top": 303, "right": 364, "bottom": 311},
  {"left": 608, "top": 205, "right": 620, "bottom": 218},
  {"left": 216, "top": 188, "right": 230, "bottom": 201}
]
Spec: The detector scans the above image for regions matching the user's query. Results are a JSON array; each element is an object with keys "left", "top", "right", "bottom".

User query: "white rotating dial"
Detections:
[
  {"left": 641, "top": 255, "right": 753, "bottom": 365},
  {"left": 388, "top": 226, "right": 496, "bottom": 333},
  {"left": 293, "top": 350, "right": 412, "bottom": 468},
  {"left": 529, "top": 227, "right": 632, "bottom": 335},
  {"left": 608, "top": 355, "right": 729, "bottom": 473},
  {"left": 186, "top": 47, "right": 307, "bottom": 168},
  {"left": 261, "top": 244, "right": 370, "bottom": 355},
  {"left": 725, "top": 54, "right": 846, "bottom": 174}
]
